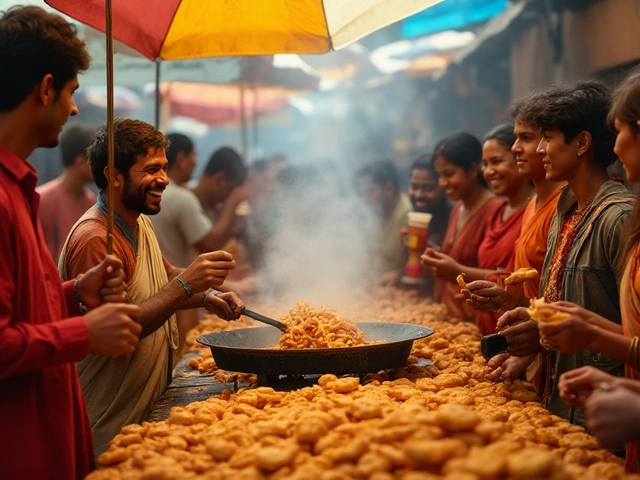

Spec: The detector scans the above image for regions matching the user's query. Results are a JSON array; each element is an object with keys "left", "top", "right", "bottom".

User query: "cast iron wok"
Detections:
[{"left": 196, "top": 322, "right": 433, "bottom": 376}]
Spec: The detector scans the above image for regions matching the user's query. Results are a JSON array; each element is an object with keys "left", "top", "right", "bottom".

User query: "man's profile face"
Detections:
[
  {"left": 121, "top": 148, "right": 169, "bottom": 215},
  {"left": 40, "top": 76, "right": 79, "bottom": 149}
]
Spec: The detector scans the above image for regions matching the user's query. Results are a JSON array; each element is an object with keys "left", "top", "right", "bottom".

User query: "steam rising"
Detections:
[{"left": 250, "top": 165, "right": 380, "bottom": 311}]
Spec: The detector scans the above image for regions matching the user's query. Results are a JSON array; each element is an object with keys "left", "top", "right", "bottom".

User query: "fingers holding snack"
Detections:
[
  {"left": 504, "top": 267, "right": 538, "bottom": 285},
  {"left": 526, "top": 297, "right": 571, "bottom": 326}
]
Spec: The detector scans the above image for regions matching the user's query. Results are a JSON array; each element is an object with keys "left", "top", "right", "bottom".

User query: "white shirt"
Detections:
[{"left": 150, "top": 182, "right": 212, "bottom": 268}]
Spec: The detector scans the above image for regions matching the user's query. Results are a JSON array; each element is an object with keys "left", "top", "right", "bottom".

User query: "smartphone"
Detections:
[{"left": 481, "top": 333, "right": 509, "bottom": 360}]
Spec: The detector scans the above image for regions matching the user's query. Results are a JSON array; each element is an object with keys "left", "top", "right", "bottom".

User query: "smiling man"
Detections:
[{"left": 58, "top": 118, "right": 245, "bottom": 458}]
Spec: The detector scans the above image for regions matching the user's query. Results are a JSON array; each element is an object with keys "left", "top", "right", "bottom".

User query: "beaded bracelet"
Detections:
[
  {"left": 175, "top": 277, "right": 193, "bottom": 298},
  {"left": 73, "top": 274, "right": 89, "bottom": 313},
  {"left": 202, "top": 290, "right": 220, "bottom": 312}
]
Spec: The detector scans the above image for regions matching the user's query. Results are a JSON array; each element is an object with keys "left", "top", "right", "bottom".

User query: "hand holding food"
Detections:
[
  {"left": 464, "top": 279, "right": 516, "bottom": 313},
  {"left": 525, "top": 297, "right": 571, "bottom": 325}
]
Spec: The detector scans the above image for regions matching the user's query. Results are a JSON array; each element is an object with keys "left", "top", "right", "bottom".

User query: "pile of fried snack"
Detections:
[{"left": 90, "top": 289, "right": 639, "bottom": 479}]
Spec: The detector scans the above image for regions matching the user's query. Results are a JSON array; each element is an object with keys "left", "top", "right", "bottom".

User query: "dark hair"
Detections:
[
  {"left": 609, "top": 67, "right": 640, "bottom": 262},
  {"left": 608, "top": 65, "right": 640, "bottom": 135},
  {"left": 432, "top": 132, "right": 485, "bottom": 186},
  {"left": 0, "top": 6, "right": 90, "bottom": 112},
  {"left": 484, "top": 123, "right": 516, "bottom": 151},
  {"left": 410, "top": 154, "right": 436, "bottom": 176},
  {"left": 530, "top": 81, "right": 616, "bottom": 169},
  {"left": 357, "top": 160, "right": 399, "bottom": 193},
  {"left": 204, "top": 147, "right": 246, "bottom": 183},
  {"left": 165, "top": 133, "right": 194, "bottom": 169},
  {"left": 87, "top": 118, "right": 170, "bottom": 190},
  {"left": 60, "top": 123, "right": 95, "bottom": 167},
  {"left": 250, "top": 159, "right": 271, "bottom": 174}
]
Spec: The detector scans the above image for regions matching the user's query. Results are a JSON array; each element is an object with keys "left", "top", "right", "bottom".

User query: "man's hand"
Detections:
[
  {"left": 84, "top": 303, "right": 142, "bottom": 356},
  {"left": 495, "top": 307, "right": 541, "bottom": 357},
  {"left": 420, "top": 249, "right": 461, "bottom": 281},
  {"left": 228, "top": 185, "right": 250, "bottom": 206},
  {"left": 485, "top": 352, "right": 535, "bottom": 382},
  {"left": 204, "top": 291, "right": 244, "bottom": 320},
  {"left": 585, "top": 385, "right": 640, "bottom": 449},
  {"left": 181, "top": 251, "right": 236, "bottom": 292},
  {"left": 77, "top": 255, "right": 127, "bottom": 308},
  {"left": 464, "top": 280, "right": 515, "bottom": 313},
  {"left": 375, "top": 270, "right": 401, "bottom": 288},
  {"left": 558, "top": 366, "right": 618, "bottom": 408}
]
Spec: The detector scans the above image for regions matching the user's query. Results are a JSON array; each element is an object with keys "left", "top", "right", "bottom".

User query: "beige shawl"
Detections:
[{"left": 59, "top": 213, "right": 178, "bottom": 458}]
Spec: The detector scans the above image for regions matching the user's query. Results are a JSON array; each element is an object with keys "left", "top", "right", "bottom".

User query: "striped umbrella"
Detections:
[
  {"left": 45, "top": 0, "right": 442, "bottom": 59},
  {"left": 44, "top": 0, "right": 442, "bottom": 253}
]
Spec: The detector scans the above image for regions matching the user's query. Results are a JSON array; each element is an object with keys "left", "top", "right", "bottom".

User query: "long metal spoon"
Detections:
[{"left": 242, "top": 307, "right": 288, "bottom": 332}]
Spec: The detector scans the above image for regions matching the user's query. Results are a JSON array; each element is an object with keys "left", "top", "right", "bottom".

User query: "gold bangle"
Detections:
[{"left": 631, "top": 336, "right": 640, "bottom": 371}]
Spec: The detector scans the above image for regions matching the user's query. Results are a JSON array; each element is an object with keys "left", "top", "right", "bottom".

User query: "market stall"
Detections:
[{"left": 88, "top": 289, "right": 632, "bottom": 479}]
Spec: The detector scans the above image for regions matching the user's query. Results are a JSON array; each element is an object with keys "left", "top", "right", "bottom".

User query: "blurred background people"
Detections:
[
  {"left": 408, "top": 155, "right": 451, "bottom": 249},
  {"left": 192, "top": 146, "right": 248, "bottom": 251},
  {"left": 37, "top": 123, "right": 96, "bottom": 263},
  {"left": 357, "top": 159, "right": 413, "bottom": 278},
  {"left": 375, "top": 155, "right": 451, "bottom": 291}
]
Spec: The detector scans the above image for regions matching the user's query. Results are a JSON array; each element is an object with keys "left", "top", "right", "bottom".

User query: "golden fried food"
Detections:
[
  {"left": 526, "top": 297, "right": 571, "bottom": 324},
  {"left": 276, "top": 302, "right": 369, "bottom": 349},
  {"left": 107, "top": 287, "right": 631, "bottom": 480},
  {"left": 504, "top": 267, "right": 539, "bottom": 285},
  {"left": 456, "top": 273, "right": 468, "bottom": 289}
]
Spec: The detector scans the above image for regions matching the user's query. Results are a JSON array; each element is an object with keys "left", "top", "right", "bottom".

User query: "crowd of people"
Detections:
[{"left": 5, "top": 4, "right": 640, "bottom": 479}]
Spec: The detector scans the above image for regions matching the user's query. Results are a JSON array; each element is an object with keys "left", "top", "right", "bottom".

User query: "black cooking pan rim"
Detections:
[{"left": 196, "top": 321, "right": 434, "bottom": 353}]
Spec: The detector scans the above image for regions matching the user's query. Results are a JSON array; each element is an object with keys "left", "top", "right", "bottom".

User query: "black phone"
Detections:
[{"left": 481, "top": 333, "right": 509, "bottom": 360}]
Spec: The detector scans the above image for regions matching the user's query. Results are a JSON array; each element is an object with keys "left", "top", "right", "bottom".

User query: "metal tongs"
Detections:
[{"left": 242, "top": 307, "right": 288, "bottom": 332}]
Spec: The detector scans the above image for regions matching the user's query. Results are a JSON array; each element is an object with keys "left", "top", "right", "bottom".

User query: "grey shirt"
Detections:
[{"left": 540, "top": 180, "right": 634, "bottom": 426}]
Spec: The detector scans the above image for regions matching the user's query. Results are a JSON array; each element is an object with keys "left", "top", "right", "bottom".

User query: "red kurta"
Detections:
[
  {"left": 435, "top": 196, "right": 503, "bottom": 321},
  {"left": 476, "top": 201, "right": 526, "bottom": 335},
  {"left": 0, "top": 145, "right": 95, "bottom": 480}
]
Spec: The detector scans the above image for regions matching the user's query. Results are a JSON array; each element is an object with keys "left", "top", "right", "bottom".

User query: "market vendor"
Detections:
[
  {"left": 59, "top": 118, "right": 245, "bottom": 458},
  {"left": 0, "top": 7, "right": 142, "bottom": 480}
]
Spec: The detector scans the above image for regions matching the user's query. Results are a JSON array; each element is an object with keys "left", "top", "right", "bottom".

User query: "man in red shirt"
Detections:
[{"left": 0, "top": 7, "right": 142, "bottom": 480}]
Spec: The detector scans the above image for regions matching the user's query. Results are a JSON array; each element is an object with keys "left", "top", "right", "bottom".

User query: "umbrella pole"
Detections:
[
  {"left": 105, "top": 0, "right": 115, "bottom": 255},
  {"left": 239, "top": 83, "right": 247, "bottom": 158},
  {"left": 252, "top": 85, "right": 258, "bottom": 151},
  {"left": 154, "top": 59, "right": 161, "bottom": 129}
]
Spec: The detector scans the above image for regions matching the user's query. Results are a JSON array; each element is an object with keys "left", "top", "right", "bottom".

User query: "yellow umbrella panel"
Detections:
[{"left": 46, "top": 0, "right": 442, "bottom": 59}]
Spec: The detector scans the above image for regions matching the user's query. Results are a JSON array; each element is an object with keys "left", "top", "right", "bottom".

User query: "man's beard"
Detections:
[{"left": 121, "top": 178, "right": 162, "bottom": 215}]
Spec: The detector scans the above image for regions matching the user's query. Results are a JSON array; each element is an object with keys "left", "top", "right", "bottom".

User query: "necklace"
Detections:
[{"left": 544, "top": 196, "right": 595, "bottom": 303}]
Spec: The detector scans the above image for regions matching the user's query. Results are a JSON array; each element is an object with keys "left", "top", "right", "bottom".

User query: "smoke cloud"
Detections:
[{"left": 249, "top": 164, "right": 382, "bottom": 312}]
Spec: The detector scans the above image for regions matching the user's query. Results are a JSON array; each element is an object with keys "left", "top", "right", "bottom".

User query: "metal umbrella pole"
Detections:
[{"left": 105, "top": 0, "right": 115, "bottom": 254}]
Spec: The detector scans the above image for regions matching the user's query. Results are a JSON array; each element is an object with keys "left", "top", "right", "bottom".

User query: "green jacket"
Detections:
[{"left": 540, "top": 180, "right": 634, "bottom": 427}]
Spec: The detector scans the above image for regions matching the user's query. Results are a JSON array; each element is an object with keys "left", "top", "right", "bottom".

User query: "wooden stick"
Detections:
[{"left": 105, "top": 0, "right": 115, "bottom": 254}]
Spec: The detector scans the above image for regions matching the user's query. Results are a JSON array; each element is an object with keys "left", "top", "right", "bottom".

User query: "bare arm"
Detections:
[{"left": 194, "top": 187, "right": 248, "bottom": 253}]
